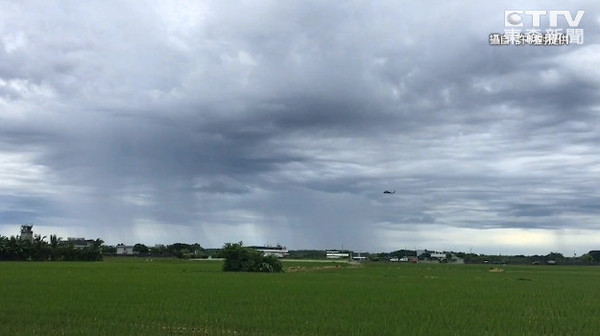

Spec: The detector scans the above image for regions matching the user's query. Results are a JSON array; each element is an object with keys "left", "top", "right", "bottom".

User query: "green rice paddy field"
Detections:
[{"left": 1, "top": 258, "right": 600, "bottom": 335}]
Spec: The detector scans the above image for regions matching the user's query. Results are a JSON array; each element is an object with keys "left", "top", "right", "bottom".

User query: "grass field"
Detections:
[{"left": 1, "top": 258, "right": 599, "bottom": 335}]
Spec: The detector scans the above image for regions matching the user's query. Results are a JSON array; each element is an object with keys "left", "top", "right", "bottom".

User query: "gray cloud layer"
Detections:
[{"left": 1, "top": 1, "right": 599, "bottom": 254}]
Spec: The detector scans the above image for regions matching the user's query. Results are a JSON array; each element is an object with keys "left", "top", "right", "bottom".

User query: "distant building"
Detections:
[
  {"left": 250, "top": 245, "right": 288, "bottom": 258},
  {"left": 327, "top": 251, "right": 350, "bottom": 259},
  {"left": 416, "top": 249, "right": 461, "bottom": 263},
  {"left": 116, "top": 244, "right": 138, "bottom": 255},
  {"left": 20, "top": 225, "right": 34, "bottom": 242},
  {"left": 67, "top": 238, "right": 95, "bottom": 250},
  {"left": 417, "top": 250, "right": 447, "bottom": 260},
  {"left": 351, "top": 251, "right": 367, "bottom": 262},
  {"left": 430, "top": 252, "right": 447, "bottom": 259}
]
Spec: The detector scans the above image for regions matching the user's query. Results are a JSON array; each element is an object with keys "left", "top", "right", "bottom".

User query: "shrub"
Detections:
[{"left": 220, "top": 242, "right": 284, "bottom": 273}]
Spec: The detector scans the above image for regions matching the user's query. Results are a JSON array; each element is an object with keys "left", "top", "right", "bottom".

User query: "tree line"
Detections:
[
  {"left": 0, "top": 234, "right": 103, "bottom": 261},
  {"left": 103, "top": 243, "right": 207, "bottom": 259},
  {"left": 359, "top": 250, "right": 600, "bottom": 265}
]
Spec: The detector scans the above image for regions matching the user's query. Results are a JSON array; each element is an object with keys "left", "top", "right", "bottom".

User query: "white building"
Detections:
[
  {"left": 417, "top": 250, "right": 447, "bottom": 259},
  {"left": 352, "top": 251, "right": 367, "bottom": 262},
  {"left": 326, "top": 251, "right": 350, "bottom": 259},
  {"left": 67, "top": 238, "right": 95, "bottom": 250},
  {"left": 116, "top": 244, "right": 137, "bottom": 255},
  {"left": 251, "top": 245, "right": 289, "bottom": 258}
]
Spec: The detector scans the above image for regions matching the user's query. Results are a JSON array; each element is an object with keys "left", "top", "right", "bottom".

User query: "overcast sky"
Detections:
[{"left": 1, "top": 1, "right": 599, "bottom": 255}]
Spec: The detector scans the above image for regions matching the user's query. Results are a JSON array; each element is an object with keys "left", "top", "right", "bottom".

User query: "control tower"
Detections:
[{"left": 20, "top": 225, "right": 33, "bottom": 242}]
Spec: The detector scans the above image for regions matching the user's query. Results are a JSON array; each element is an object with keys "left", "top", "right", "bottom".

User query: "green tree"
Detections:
[
  {"left": 418, "top": 252, "right": 431, "bottom": 260},
  {"left": 149, "top": 245, "right": 168, "bottom": 256},
  {"left": 220, "top": 242, "right": 283, "bottom": 273},
  {"left": 0, "top": 235, "right": 8, "bottom": 259},
  {"left": 133, "top": 243, "right": 149, "bottom": 254},
  {"left": 580, "top": 254, "right": 594, "bottom": 264},
  {"left": 31, "top": 234, "right": 50, "bottom": 261},
  {"left": 8, "top": 236, "right": 26, "bottom": 260},
  {"left": 587, "top": 250, "right": 600, "bottom": 262},
  {"left": 0, "top": 233, "right": 102, "bottom": 262},
  {"left": 102, "top": 245, "right": 117, "bottom": 254},
  {"left": 545, "top": 252, "right": 564, "bottom": 264},
  {"left": 168, "top": 243, "right": 203, "bottom": 259},
  {"left": 260, "top": 255, "right": 284, "bottom": 273},
  {"left": 445, "top": 253, "right": 453, "bottom": 262},
  {"left": 49, "top": 235, "right": 61, "bottom": 249}
]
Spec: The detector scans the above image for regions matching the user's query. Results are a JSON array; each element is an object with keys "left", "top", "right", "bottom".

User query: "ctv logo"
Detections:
[{"left": 505, "top": 10, "right": 585, "bottom": 27}]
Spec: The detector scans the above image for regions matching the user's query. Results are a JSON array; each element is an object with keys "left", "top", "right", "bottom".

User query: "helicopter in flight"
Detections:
[{"left": 383, "top": 190, "right": 395, "bottom": 194}]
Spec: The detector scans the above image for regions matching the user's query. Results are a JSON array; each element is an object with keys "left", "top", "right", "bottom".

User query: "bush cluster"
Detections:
[{"left": 220, "top": 242, "right": 283, "bottom": 273}]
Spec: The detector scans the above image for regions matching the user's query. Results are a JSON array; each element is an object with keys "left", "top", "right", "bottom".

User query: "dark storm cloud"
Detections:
[
  {"left": 0, "top": 1, "right": 599, "bottom": 254},
  {"left": 0, "top": 195, "right": 61, "bottom": 223}
]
